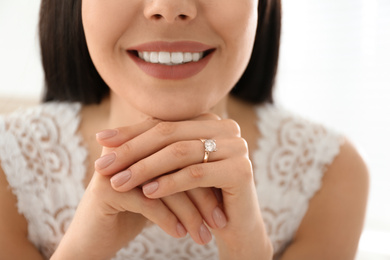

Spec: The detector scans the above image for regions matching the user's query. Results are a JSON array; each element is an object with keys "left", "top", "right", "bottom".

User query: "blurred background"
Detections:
[{"left": 0, "top": 0, "right": 389, "bottom": 259}]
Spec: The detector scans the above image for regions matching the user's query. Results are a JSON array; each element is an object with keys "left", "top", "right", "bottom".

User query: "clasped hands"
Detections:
[{"left": 93, "top": 113, "right": 254, "bottom": 246}]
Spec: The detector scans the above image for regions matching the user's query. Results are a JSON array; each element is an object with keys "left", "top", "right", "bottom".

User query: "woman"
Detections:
[{"left": 0, "top": 0, "right": 369, "bottom": 259}]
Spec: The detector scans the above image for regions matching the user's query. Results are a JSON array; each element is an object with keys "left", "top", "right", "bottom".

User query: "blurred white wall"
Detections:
[
  {"left": 1, "top": 0, "right": 390, "bottom": 259},
  {"left": 0, "top": 0, "right": 42, "bottom": 99},
  {"left": 275, "top": 1, "right": 390, "bottom": 259}
]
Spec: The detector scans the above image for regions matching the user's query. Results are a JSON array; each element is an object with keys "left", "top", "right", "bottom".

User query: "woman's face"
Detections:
[{"left": 82, "top": 0, "right": 258, "bottom": 121}]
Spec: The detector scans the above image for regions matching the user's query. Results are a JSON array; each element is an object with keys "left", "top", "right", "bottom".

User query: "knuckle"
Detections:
[
  {"left": 188, "top": 165, "right": 205, "bottom": 180},
  {"left": 170, "top": 142, "right": 190, "bottom": 159},
  {"left": 235, "top": 156, "right": 254, "bottom": 181},
  {"left": 236, "top": 137, "right": 249, "bottom": 155},
  {"left": 118, "top": 141, "right": 132, "bottom": 155},
  {"left": 154, "top": 121, "right": 176, "bottom": 136},
  {"left": 223, "top": 119, "right": 241, "bottom": 136}
]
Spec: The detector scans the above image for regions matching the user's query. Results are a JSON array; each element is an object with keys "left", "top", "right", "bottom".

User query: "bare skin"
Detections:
[{"left": 0, "top": 94, "right": 368, "bottom": 259}]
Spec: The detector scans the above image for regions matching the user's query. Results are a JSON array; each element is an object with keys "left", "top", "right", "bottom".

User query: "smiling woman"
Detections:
[{"left": 0, "top": 0, "right": 369, "bottom": 260}]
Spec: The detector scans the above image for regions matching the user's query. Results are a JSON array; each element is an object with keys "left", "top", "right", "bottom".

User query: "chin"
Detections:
[
  {"left": 152, "top": 110, "right": 205, "bottom": 122},
  {"left": 144, "top": 105, "right": 207, "bottom": 122}
]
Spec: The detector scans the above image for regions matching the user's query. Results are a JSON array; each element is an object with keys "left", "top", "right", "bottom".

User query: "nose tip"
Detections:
[{"left": 144, "top": 0, "right": 197, "bottom": 23}]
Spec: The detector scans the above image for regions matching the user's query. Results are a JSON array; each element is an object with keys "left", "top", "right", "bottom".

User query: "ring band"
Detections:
[{"left": 200, "top": 139, "right": 217, "bottom": 163}]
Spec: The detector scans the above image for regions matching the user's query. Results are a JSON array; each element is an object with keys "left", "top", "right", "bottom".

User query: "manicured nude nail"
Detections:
[
  {"left": 95, "top": 153, "right": 116, "bottom": 170},
  {"left": 111, "top": 170, "right": 132, "bottom": 188},
  {"left": 143, "top": 182, "right": 159, "bottom": 195},
  {"left": 176, "top": 223, "right": 187, "bottom": 238},
  {"left": 213, "top": 206, "right": 227, "bottom": 228},
  {"left": 199, "top": 223, "right": 212, "bottom": 244},
  {"left": 96, "top": 129, "right": 118, "bottom": 140}
]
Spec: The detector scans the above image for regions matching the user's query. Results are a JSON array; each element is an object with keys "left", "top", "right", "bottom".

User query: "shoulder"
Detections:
[
  {"left": 280, "top": 138, "right": 369, "bottom": 259},
  {"left": 0, "top": 102, "right": 57, "bottom": 258},
  {"left": 264, "top": 105, "right": 370, "bottom": 259},
  {"left": 0, "top": 102, "right": 85, "bottom": 259},
  {"left": 236, "top": 102, "right": 369, "bottom": 258}
]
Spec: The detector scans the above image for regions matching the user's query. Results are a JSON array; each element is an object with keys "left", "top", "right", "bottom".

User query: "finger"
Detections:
[
  {"left": 110, "top": 138, "right": 247, "bottom": 191},
  {"left": 161, "top": 193, "right": 212, "bottom": 245},
  {"left": 186, "top": 188, "right": 227, "bottom": 229},
  {"left": 96, "top": 113, "right": 219, "bottom": 147},
  {"left": 142, "top": 156, "right": 253, "bottom": 198},
  {"left": 95, "top": 119, "right": 241, "bottom": 175},
  {"left": 111, "top": 187, "right": 188, "bottom": 239},
  {"left": 96, "top": 118, "right": 160, "bottom": 147}
]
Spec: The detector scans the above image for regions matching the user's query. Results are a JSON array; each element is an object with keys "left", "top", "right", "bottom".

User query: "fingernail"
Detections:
[
  {"left": 143, "top": 182, "right": 159, "bottom": 195},
  {"left": 176, "top": 223, "right": 187, "bottom": 238},
  {"left": 95, "top": 152, "right": 116, "bottom": 170},
  {"left": 96, "top": 129, "right": 118, "bottom": 140},
  {"left": 110, "top": 170, "right": 132, "bottom": 188},
  {"left": 199, "top": 223, "right": 212, "bottom": 244},
  {"left": 213, "top": 207, "right": 227, "bottom": 228}
]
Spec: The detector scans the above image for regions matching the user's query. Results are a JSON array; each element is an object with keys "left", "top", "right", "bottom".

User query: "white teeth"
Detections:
[
  {"left": 137, "top": 51, "right": 205, "bottom": 65},
  {"left": 171, "top": 52, "right": 184, "bottom": 64},
  {"left": 158, "top": 52, "right": 171, "bottom": 64},
  {"left": 183, "top": 52, "right": 192, "bottom": 62},
  {"left": 143, "top": 52, "right": 150, "bottom": 62},
  {"left": 150, "top": 52, "right": 159, "bottom": 63},
  {"left": 192, "top": 52, "right": 200, "bottom": 62}
]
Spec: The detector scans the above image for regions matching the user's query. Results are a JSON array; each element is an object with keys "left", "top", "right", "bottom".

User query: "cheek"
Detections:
[
  {"left": 206, "top": 0, "right": 258, "bottom": 80},
  {"left": 82, "top": 1, "right": 137, "bottom": 72},
  {"left": 207, "top": 0, "right": 257, "bottom": 43}
]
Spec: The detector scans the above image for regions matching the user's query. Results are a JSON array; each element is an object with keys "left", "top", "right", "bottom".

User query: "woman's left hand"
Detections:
[{"left": 96, "top": 114, "right": 273, "bottom": 259}]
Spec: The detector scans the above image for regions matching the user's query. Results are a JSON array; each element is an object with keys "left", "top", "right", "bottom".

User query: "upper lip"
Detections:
[{"left": 127, "top": 41, "right": 215, "bottom": 52}]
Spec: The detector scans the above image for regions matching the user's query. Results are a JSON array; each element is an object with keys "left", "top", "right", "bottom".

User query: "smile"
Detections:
[
  {"left": 137, "top": 51, "right": 205, "bottom": 65},
  {"left": 127, "top": 41, "right": 215, "bottom": 80}
]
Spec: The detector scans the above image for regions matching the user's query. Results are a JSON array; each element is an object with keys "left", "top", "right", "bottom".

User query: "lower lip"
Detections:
[{"left": 128, "top": 51, "right": 214, "bottom": 80}]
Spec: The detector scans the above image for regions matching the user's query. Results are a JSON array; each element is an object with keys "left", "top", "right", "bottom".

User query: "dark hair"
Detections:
[{"left": 39, "top": 0, "right": 281, "bottom": 105}]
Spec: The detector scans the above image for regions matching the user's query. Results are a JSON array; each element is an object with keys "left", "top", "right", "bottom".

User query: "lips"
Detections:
[{"left": 127, "top": 41, "right": 215, "bottom": 80}]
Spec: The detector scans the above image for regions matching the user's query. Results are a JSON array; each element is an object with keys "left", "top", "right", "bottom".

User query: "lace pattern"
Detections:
[
  {"left": 0, "top": 102, "right": 344, "bottom": 259},
  {"left": 0, "top": 103, "right": 87, "bottom": 257}
]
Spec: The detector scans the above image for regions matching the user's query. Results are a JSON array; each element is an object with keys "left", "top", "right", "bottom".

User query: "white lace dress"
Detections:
[{"left": 0, "top": 102, "right": 344, "bottom": 259}]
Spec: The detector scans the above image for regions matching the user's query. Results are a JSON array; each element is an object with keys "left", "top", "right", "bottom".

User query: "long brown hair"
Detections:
[{"left": 39, "top": 0, "right": 281, "bottom": 105}]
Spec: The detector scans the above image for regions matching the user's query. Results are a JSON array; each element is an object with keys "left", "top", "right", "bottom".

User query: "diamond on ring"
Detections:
[
  {"left": 204, "top": 139, "right": 217, "bottom": 152},
  {"left": 200, "top": 139, "right": 217, "bottom": 163}
]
